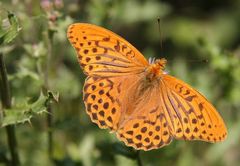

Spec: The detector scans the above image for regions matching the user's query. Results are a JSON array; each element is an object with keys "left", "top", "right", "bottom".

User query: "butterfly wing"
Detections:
[
  {"left": 83, "top": 74, "right": 144, "bottom": 131},
  {"left": 84, "top": 73, "right": 173, "bottom": 151},
  {"left": 67, "top": 23, "right": 149, "bottom": 77},
  {"left": 115, "top": 76, "right": 173, "bottom": 151},
  {"left": 159, "top": 74, "right": 227, "bottom": 142},
  {"left": 117, "top": 109, "right": 173, "bottom": 151},
  {"left": 115, "top": 74, "right": 227, "bottom": 151}
]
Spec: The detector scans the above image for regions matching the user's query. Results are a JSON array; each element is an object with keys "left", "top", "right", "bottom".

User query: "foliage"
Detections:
[
  {"left": 0, "top": 11, "right": 21, "bottom": 45},
  {"left": 0, "top": 0, "right": 240, "bottom": 166},
  {"left": 1, "top": 91, "right": 58, "bottom": 127}
]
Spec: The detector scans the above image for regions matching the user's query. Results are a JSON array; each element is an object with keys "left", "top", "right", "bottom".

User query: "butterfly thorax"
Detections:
[{"left": 145, "top": 58, "right": 167, "bottom": 81}]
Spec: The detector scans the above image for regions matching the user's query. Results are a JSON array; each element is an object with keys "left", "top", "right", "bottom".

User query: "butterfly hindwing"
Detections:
[
  {"left": 83, "top": 76, "right": 122, "bottom": 130},
  {"left": 115, "top": 77, "right": 173, "bottom": 151},
  {"left": 83, "top": 74, "right": 144, "bottom": 131}
]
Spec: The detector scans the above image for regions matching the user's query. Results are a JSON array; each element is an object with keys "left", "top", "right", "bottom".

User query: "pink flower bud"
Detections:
[
  {"left": 40, "top": 0, "right": 53, "bottom": 12},
  {"left": 54, "top": 0, "right": 64, "bottom": 9}
]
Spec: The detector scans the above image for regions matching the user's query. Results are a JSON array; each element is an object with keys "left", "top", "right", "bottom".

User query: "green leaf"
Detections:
[
  {"left": 23, "top": 42, "right": 47, "bottom": 58},
  {"left": 9, "top": 66, "right": 40, "bottom": 81},
  {"left": 0, "top": 91, "right": 58, "bottom": 127},
  {"left": 0, "top": 11, "right": 21, "bottom": 45}
]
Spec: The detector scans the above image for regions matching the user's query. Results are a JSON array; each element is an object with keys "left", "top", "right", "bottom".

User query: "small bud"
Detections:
[
  {"left": 40, "top": 0, "right": 53, "bottom": 12},
  {"left": 48, "top": 13, "right": 57, "bottom": 22},
  {"left": 54, "top": 0, "right": 64, "bottom": 9}
]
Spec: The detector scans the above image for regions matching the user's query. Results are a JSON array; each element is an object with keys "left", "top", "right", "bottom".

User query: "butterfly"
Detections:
[{"left": 67, "top": 23, "right": 227, "bottom": 151}]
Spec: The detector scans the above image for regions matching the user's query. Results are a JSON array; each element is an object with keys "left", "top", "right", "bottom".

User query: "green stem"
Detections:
[
  {"left": 44, "top": 29, "right": 54, "bottom": 160},
  {"left": 136, "top": 151, "right": 142, "bottom": 166},
  {"left": 0, "top": 53, "right": 20, "bottom": 166},
  {"left": 47, "top": 106, "right": 53, "bottom": 159}
]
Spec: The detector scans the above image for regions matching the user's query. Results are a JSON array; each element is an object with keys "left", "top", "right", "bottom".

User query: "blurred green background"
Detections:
[{"left": 0, "top": 0, "right": 240, "bottom": 165}]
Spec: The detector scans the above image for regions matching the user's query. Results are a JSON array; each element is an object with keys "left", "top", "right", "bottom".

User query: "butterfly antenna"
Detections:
[
  {"left": 157, "top": 18, "right": 163, "bottom": 57},
  {"left": 202, "top": 59, "right": 209, "bottom": 63},
  {"left": 187, "top": 59, "right": 209, "bottom": 63}
]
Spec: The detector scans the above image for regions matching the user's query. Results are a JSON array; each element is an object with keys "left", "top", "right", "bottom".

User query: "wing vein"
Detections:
[{"left": 158, "top": 81, "right": 175, "bottom": 131}]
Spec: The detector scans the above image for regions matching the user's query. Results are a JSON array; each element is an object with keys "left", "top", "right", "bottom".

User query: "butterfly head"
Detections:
[{"left": 146, "top": 58, "right": 167, "bottom": 81}]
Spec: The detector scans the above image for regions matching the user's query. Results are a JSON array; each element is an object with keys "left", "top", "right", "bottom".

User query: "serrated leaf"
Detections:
[
  {"left": 0, "top": 11, "right": 21, "bottom": 45},
  {"left": 0, "top": 91, "right": 58, "bottom": 127}
]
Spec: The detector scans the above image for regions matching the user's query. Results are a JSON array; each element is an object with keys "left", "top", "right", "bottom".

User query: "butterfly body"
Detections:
[
  {"left": 67, "top": 23, "right": 227, "bottom": 151},
  {"left": 145, "top": 58, "right": 167, "bottom": 81}
]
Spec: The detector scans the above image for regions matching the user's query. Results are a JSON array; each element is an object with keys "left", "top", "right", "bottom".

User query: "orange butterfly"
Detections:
[{"left": 67, "top": 23, "right": 227, "bottom": 151}]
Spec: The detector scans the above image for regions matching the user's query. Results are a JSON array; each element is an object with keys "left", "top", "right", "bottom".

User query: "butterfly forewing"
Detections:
[
  {"left": 67, "top": 23, "right": 149, "bottom": 77},
  {"left": 161, "top": 75, "right": 227, "bottom": 142}
]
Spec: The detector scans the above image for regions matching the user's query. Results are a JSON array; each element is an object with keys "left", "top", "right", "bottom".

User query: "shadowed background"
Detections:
[{"left": 0, "top": 0, "right": 240, "bottom": 165}]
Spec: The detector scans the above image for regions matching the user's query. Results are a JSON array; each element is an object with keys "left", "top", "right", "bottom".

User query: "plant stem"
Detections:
[
  {"left": 47, "top": 105, "right": 53, "bottom": 159},
  {"left": 0, "top": 53, "right": 20, "bottom": 166},
  {"left": 136, "top": 151, "right": 143, "bottom": 166},
  {"left": 44, "top": 29, "right": 54, "bottom": 160}
]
